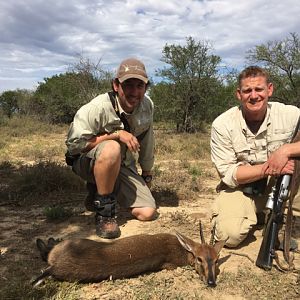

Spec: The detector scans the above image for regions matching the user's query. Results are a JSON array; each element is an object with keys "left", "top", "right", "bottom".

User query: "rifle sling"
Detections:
[
  {"left": 284, "top": 130, "right": 300, "bottom": 265},
  {"left": 108, "top": 91, "right": 130, "bottom": 132}
]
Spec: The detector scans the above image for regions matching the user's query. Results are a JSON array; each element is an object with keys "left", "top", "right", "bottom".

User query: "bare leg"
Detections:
[
  {"left": 93, "top": 141, "right": 121, "bottom": 195},
  {"left": 93, "top": 141, "right": 121, "bottom": 239},
  {"left": 131, "top": 207, "right": 157, "bottom": 221}
]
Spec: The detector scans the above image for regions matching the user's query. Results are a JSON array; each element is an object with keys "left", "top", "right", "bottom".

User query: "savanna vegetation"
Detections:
[
  {"left": 0, "top": 117, "right": 299, "bottom": 299},
  {"left": 0, "top": 33, "right": 300, "bottom": 299},
  {"left": 1, "top": 33, "right": 299, "bottom": 131}
]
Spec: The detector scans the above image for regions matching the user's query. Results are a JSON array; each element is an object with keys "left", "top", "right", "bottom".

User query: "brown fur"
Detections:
[{"left": 33, "top": 232, "right": 225, "bottom": 287}]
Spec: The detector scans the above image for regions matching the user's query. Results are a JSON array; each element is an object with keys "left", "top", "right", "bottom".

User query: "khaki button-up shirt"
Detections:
[
  {"left": 66, "top": 92, "right": 155, "bottom": 172},
  {"left": 211, "top": 102, "right": 300, "bottom": 188}
]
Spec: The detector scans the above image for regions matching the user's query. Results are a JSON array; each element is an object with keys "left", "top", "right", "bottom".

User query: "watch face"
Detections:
[{"left": 143, "top": 175, "right": 152, "bottom": 183}]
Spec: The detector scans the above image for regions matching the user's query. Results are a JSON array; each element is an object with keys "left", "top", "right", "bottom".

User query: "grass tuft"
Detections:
[
  {"left": 43, "top": 205, "right": 73, "bottom": 221},
  {"left": 0, "top": 160, "right": 85, "bottom": 204}
]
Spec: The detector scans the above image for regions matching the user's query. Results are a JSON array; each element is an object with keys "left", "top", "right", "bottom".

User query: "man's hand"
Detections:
[
  {"left": 118, "top": 130, "right": 140, "bottom": 152},
  {"left": 264, "top": 145, "right": 295, "bottom": 176},
  {"left": 264, "top": 160, "right": 294, "bottom": 176}
]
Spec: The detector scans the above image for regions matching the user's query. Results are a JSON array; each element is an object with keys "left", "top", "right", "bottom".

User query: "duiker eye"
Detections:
[{"left": 196, "top": 257, "right": 203, "bottom": 264}]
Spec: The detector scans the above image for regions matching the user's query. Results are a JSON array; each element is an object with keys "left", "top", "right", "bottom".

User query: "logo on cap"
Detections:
[{"left": 117, "top": 58, "right": 148, "bottom": 84}]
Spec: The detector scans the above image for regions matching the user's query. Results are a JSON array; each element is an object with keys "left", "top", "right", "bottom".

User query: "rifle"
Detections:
[
  {"left": 255, "top": 174, "right": 291, "bottom": 270},
  {"left": 256, "top": 118, "right": 300, "bottom": 270}
]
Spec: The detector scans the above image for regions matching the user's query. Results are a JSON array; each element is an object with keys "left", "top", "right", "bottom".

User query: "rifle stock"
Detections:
[{"left": 255, "top": 175, "right": 291, "bottom": 270}]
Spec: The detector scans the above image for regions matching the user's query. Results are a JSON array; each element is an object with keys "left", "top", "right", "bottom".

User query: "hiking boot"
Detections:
[
  {"left": 84, "top": 182, "right": 97, "bottom": 212},
  {"left": 94, "top": 193, "right": 120, "bottom": 239},
  {"left": 95, "top": 215, "right": 121, "bottom": 239}
]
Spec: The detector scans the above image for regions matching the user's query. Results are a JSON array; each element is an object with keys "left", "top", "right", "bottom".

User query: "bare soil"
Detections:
[
  {"left": 0, "top": 122, "right": 299, "bottom": 299},
  {"left": 1, "top": 166, "right": 299, "bottom": 300}
]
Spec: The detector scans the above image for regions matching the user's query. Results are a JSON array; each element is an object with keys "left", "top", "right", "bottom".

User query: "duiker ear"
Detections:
[
  {"left": 36, "top": 238, "right": 49, "bottom": 262},
  {"left": 175, "top": 231, "right": 196, "bottom": 254},
  {"left": 213, "top": 239, "right": 227, "bottom": 255},
  {"left": 47, "top": 237, "right": 61, "bottom": 248}
]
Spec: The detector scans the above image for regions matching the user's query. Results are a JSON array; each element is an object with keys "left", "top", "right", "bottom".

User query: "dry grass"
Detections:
[
  {"left": 154, "top": 129, "right": 211, "bottom": 161},
  {"left": 0, "top": 116, "right": 66, "bottom": 164},
  {"left": 0, "top": 117, "right": 299, "bottom": 300}
]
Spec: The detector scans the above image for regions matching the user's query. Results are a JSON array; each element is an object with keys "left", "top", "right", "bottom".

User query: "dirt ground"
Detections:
[{"left": 1, "top": 168, "right": 300, "bottom": 300}]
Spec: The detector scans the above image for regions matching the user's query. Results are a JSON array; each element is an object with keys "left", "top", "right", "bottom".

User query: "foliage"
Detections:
[
  {"left": 0, "top": 90, "right": 21, "bottom": 117},
  {"left": 43, "top": 205, "right": 72, "bottom": 220},
  {"left": 34, "top": 71, "right": 111, "bottom": 124},
  {"left": 1, "top": 55, "right": 114, "bottom": 124},
  {"left": 154, "top": 37, "right": 222, "bottom": 132},
  {"left": 0, "top": 89, "right": 41, "bottom": 119},
  {"left": 1, "top": 34, "right": 300, "bottom": 128},
  {"left": 247, "top": 32, "right": 300, "bottom": 106},
  {"left": 149, "top": 81, "right": 175, "bottom": 123},
  {"left": 207, "top": 71, "right": 238, "bottom": 119},
  {"left": 34, "top": 72, "right": 87, "bottom": 123}
]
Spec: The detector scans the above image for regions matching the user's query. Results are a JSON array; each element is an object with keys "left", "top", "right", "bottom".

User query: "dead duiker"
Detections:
[{"left": 33, "top": 229, "right": 225, "bottom": 287}]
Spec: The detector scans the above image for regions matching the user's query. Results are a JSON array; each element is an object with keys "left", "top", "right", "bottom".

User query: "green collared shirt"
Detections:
[
  {"left": 66, "top": 92, "right": 154, "bottom": 172},
  {"left": 211, "top": 102, "right": 300, "bottom": 188}
]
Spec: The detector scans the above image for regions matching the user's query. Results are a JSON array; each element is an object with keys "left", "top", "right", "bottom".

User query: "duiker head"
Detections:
[{"left": 175, "top": 227, "right": 226, "bottom": 287}]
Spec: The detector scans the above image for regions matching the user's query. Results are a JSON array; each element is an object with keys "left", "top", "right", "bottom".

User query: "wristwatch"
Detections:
[{"left": 142, "top": 175, "right": 153, "bottom": 183}]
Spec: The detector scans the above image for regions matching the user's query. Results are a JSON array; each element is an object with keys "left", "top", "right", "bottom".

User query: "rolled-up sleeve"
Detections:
[
  {"left": 66, "top": 104, "right": 100, "bottom": 155},
  {"left": 66, "top": 93, "right": 124, "bottom": 155},
  {"left": 211, "top": 119, "right": 247, "bottom": 188},
  {"left": 138, "top": 121, "right": 155, "bottom": 171}
]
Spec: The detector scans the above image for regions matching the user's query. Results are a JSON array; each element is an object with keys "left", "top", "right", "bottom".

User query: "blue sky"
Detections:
[{"left": 1, "top": 0, "right": 300, "bottom": 92}]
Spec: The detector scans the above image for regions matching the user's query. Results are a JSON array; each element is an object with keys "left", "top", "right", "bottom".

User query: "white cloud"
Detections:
[{"left": 0, "top": 0, "right": 300, "bottom": 92}]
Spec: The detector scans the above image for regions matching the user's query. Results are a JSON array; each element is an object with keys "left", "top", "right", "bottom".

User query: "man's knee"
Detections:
[
  {"left": 214, "top": 217, "right": 253, "bottom": 248},
  {"left": 95, "top": 140, "right": 121, "bottom": 162},
  {"left": 131, "top": 207, "right": 157, "bottom": 221}
]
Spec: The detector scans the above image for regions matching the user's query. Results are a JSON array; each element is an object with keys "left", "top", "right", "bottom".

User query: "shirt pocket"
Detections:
[
  {"left": 132, "top": 115, "right": 151, "bottom": 137},
  {"left": 233, "top": 142, "right": 250, "bottom": 163},
  {"left": 267, "top": 129, "right": 293, "bottom": 154}
]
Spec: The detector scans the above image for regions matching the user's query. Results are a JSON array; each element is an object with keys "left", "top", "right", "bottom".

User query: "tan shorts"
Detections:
[{"left": 72, "top": 141, "right": 156, "bottom": 209}]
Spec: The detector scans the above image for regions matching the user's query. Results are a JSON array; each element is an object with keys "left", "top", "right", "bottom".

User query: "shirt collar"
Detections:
[
  {"left": 239, "top": 103, "right": 271, "bottom": 135},
  {"left": 116, "top": 96, "right": 136, "bottom": 116}
]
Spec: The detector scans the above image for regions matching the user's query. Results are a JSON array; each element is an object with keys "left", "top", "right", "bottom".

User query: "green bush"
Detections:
[{"left": 43, "top": 206, "right": 72, "bottom": 220}]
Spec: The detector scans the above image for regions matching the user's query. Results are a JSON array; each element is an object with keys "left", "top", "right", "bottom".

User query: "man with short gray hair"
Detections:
[{"left": 66, "top": 58, "right": 157, "bottom": 239}]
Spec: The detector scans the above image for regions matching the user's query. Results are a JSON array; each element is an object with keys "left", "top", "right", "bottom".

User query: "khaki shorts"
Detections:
[{"left": 72, "top": 141, "right": 156, "bottom": 209}]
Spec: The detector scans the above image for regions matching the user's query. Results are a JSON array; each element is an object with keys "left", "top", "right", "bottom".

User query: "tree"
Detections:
[
  {"left": 0, "top": 55, "right": 113, "bottom": 123},
  {"left": 34, "top": 56, "right": 113, "bottom": 123},
  {"left": 34, "top": 73, "right": 84, "bottom": 123},
  {"left": 247, "top": 32, "right": 300, "bottom": 106},
  {"left": 148, "top": 82, "right": 173, "bottom": 124},
  {"left": 207, "top": 68, "right": 239, "bottom": 118},
  {"left": 69, "top": 54, "right": 113, "bottom": 101},
  {"left": 155, "top": 37, "right": 222, "bottom": 132},
  {"left": 0, "top": 90, "right": 20, "bottom": 118},
  {"left": 16, "top": 89, "right": 37, "bottom": 116}
]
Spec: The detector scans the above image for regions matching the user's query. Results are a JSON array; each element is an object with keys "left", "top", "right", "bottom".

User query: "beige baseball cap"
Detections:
[{"left": 116, "top": 58, "right": 148, "bottom": 84}]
